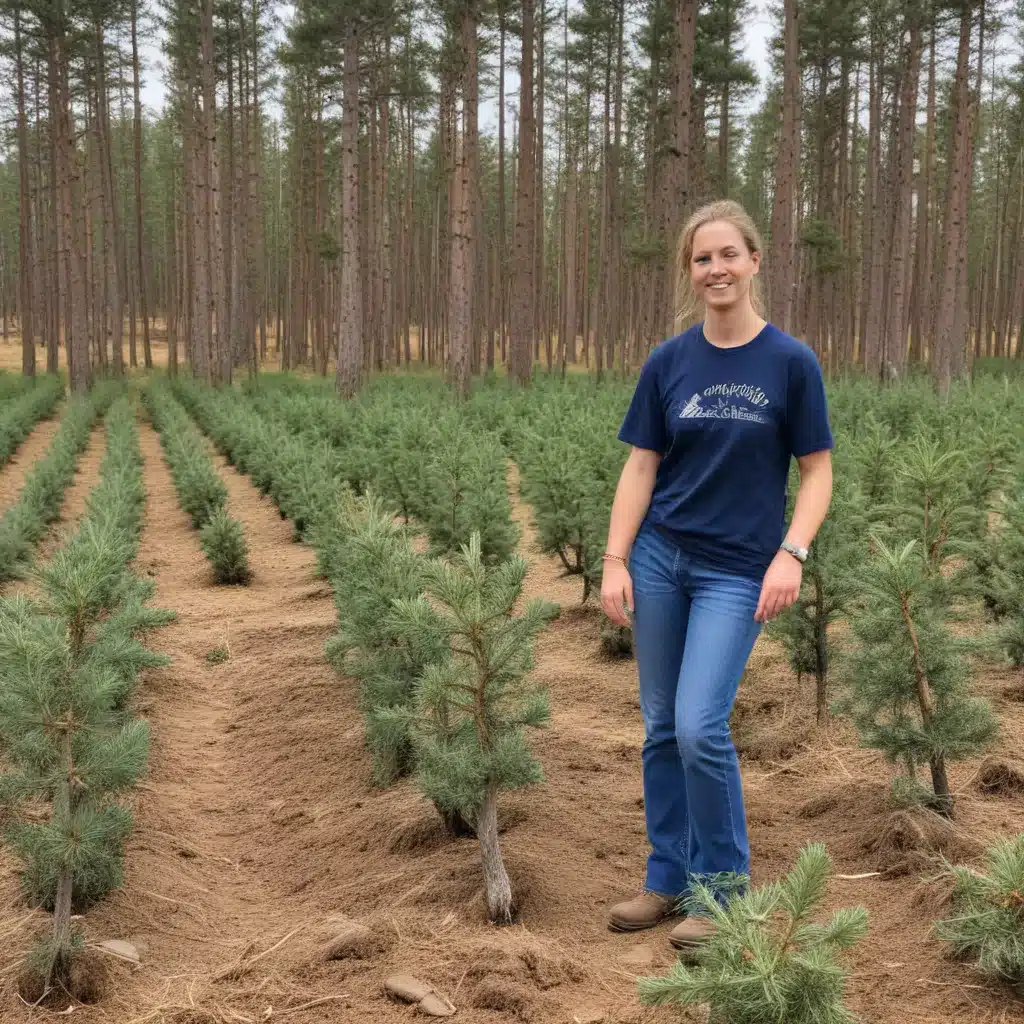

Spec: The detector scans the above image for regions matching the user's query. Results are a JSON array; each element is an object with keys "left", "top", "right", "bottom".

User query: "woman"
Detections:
[{"left": 601, "top": 200, "right": 834, "bottom": 955}]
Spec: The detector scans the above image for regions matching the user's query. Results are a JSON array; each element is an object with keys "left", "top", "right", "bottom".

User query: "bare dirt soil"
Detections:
[
  {"left": 0, "top": 421, "right": 107, "bottom": 602},
  {"left": 0, "top": 406, "right": 65, "bottom": 515},
  {"left": 1, "top": 416, "right": 1024, "bottom": 1023}
]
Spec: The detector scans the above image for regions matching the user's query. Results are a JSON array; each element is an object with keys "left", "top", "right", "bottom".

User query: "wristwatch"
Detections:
[{"left": 780, "top": 540, "right": 808, "bottom": 563}]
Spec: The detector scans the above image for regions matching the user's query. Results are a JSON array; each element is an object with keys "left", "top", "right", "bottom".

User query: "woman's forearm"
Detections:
[
  {"left": 605, "top": 450, "right": 660, "bottom": 559},
  {"left": 785, "top": 452, "right": 833, "bottom": 551}
]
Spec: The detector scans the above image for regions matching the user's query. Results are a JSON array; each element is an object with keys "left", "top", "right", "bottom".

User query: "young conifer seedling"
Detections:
[
  {"left": 637, "top": 843, "right": 868, "bottom": 1024},
  {"left": 935, "top": 833, "right": 1024, "bottom": 988},
  {"left": 391, "top": 532, "right": 558, "bottom": 923},
  {"left": 837, "top": 535, "right": 997, "bottom": 815}
]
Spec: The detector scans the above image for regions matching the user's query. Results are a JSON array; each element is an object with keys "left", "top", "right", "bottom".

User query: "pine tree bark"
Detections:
[
  {"left": 508, "top": 0, "right": 537, "bottom": 385},
  {"left": 658, "top": 0, "right": 697, "bottom": 337},
  {"left": 51, "top": 24, "right": 89, "bottom": 395},
  {"left": 95, "top": 22, "right": 124, "bottom": 376},
  {"left": 478, "top": 786, "right": 514, "bottom": 923},
  {"left": 449, "top": 7, "right": 477, "bottom": 400},
  {"left": 336, "top": 21, "right": 363, "bottom": 397},
  {"left": 131, "top": 0, "right": 152, "bottom": 368},
  {"left": 883, "top": 14, "right": 922, "bottom": 379},
  {"left": 933, "top": 1, "right": 979, "bottom": 393},
  {"left": 15, "top": 10, "right": 35, "bottom": 377},
  {"left": 769, "top": 0, "right": 800, "bottom": 332}
]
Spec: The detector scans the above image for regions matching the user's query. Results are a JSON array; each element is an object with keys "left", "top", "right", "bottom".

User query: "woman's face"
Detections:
[{"left": 690, "top": 220, "right": 760, "bottom": 313}]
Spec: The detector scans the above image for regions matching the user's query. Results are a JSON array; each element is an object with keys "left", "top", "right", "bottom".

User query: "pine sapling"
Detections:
[
  {"left": 837, "top": 536, "right": 998, "bottom": 815},
  {"left": 935, "top": 833, "right": 1024, "bottom": 987},
  {"left": 392, "top": 533, "right": 558, "bottom": 923},
  {"left": 198, "top": 507, "right": 252, "bottom": 584},
  {"left": 769, "top": 483, "right": 863, "bottom": 722},
  {"left": 424, "top": 432, "right": 520, "bottom": 564},
  {"left": 979, "top": 487, "right": 1024, "bottom": 668},
  {"left": 637, "top": 842, "right": 868, "bottom": 1024},
  {"left": 323, "top": 489, "right": 448, "bottom": 790},
  {"left": 0, "top": 395, "right": 168, "bottom": 994}
]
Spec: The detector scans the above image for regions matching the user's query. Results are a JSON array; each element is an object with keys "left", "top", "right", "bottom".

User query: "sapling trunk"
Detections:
[
  {"left": 440, "top": 806, "right": 476, "bottom": 838},
  {"left": 477, "top": 786, "right": 513, "bottom": 924},
  {"left": 929, "top": 757, "right": 952, "bottom": 816},
  {"left": 900, "top": 591, "right": 952, "bottom": 816},
  {"left": 813, "top": 576, "right": 828, "bottom": 723},
  {"left": 47, "top": 728, "right": 77, "bottom": 992}
]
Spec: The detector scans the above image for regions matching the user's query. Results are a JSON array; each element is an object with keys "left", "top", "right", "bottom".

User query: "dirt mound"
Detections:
[
  {"left": 734, "top": 722, "right": 811, "bottom": 762},
  {"left": 864, "top": 809, "right": 983, "bottom": 878},
  {"left": 470, "top": 975, "right": 536, "bottom": 1018},
  {"left": 973, "top": 756, "right": 1024, "bottom": 796}
]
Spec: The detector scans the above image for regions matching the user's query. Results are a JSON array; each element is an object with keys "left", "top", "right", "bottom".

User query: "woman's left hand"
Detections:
[{"left": 754, "top": 550, "right": 803, "bottom": 623}]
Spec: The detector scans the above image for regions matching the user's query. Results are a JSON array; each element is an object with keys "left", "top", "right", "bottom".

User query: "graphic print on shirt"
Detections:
[{"left": 678, "top": 382, "right": 771, "bottom": 424}]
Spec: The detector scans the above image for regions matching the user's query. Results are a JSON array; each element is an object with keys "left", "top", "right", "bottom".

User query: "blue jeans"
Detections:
[{"left": 628, "top": 521, "right": 762, "bottom": 902}]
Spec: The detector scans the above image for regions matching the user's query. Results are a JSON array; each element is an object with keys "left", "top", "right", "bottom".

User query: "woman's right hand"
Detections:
[{"left": 601, "top": 560, "right": 634, "bottom": 627}]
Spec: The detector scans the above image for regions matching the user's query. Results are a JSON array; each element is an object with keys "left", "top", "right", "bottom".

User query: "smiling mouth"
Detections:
[{"left": 708, "top": 282, "right": 731, "bottom": 290}]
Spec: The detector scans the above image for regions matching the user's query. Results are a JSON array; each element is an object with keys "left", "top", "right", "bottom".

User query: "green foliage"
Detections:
[
  {"left": 421, "top": 429, "right": 519, "bottom": 564},
  {"left": 510, "top": 379, "right": 627, "bottom": 605},
  {"left": 390, "top": 532, "right": 558, "bottom": 825},
  {"left": 637, "top": 843, "right": 868, "bottom": 1024},
  {"left": 323, "top": 489, "right": 447, "bottom": 788},
  {"left": 0, "top": 383, "right": 114, "bottom": 584},
  {"left": 0, "top": 373, "right": 63, "bottom": 469},
  {"left": 836, "top": 536, "right": 997, "bottom": 813},
  {"left": 935, "top": 834, "right": 1024, "bottom": 986},
  {"left": 144, "top": 377, "right": 251, "bottom": 586},
  {"left": 0, "top": 395, "right": 173, "bottom": 990},
  {"left": 143, "top": 376, "right": 228, "bottom": 529},
  {"left": 244, "top": 377, "right": 521, "bottom": 564},
  {"left": 769, "top": 482, "right": 865, "bottom": 719},
  {"left": 199, "top": 507, "right": 252, "bottom": 585},
  {"left": 965, "top": 482, "right": 1024, "bottom": 665}
]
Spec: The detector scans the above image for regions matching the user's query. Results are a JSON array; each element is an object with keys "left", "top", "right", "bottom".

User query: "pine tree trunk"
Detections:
[
  {"left": 336, "top": 21, "right": 362, "bottom": 396},
  {"left": 450, "top": 134, "right": 473, "bottom": 397},
  {"left": 15, "top": 11, "right": 35, "bottom": 377},
  {"left": 769, "top": 0, "right": 800, "bottom": 331},
  {"left": 912, "top": 23, "right": 936, "bottom": 364},
  {"left": 477, "top": 786, "right": 513, "bottom": 924},
  {"left": 449, "top": 8, "right": 476, "bottom": 399},
  {"left": 658, "top": 0, "right": 698, "bottom": 336},
  {"left": 51, "top": 26, "right": 89, "bottom": 395},
  {"left": 96, "top": 22, "right": 124, "bottom": 377},
  {"left": 884, "top": 16, "right": 922, "bottom": 379},
  {"left": 933, "top": 2, "right": 977, "bottom": 394},
  {"left": 131, "top": 0, "right": 151, "bottom": 368},
  {"left": 202, "top": 0, "right": 227, "bottom": 384},
  {"left": 508, "top": 0, "right": 537, "bottom": 385}
]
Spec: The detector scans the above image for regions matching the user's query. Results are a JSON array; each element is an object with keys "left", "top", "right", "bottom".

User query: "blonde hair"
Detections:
[{"left": 673, "top": 199, "right": 765, "bottom": 330}]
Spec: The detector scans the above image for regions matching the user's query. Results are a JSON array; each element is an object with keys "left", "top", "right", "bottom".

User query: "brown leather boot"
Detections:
[
  {"left": 668, "top": 915, "right": 716, "bottom": 957},
  {"left": 607, "top": 890, "right": 677, "bottom": 932}
]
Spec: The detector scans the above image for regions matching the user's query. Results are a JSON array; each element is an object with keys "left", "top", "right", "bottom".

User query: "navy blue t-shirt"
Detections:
[{"left": 618, "top": 322, "right": 833, "bottom": 580}]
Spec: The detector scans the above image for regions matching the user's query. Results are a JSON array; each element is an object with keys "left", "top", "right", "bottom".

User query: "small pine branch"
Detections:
[
  {"left": 392, "top": 532, "right": 558, "bottom": 923},
  {"left": 198, "top": 508, "right": 252, "bottom": 585},
  {"left": 637, "top": 843, "right": 867, "bottom": 1024},
  {"left": 935, "top": 834, "right": 1024, "bottom": 985},
  {"left": 836, "top": 536, "right": 998, "bottom": 815}
]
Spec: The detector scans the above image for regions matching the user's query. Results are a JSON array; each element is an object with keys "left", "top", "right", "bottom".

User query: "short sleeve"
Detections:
[
  {"left": 785, "top": 349, "right": 833, "bottom": 457},
  {"left": 618, "top": 350, "right": 669, "bottom": 453}
]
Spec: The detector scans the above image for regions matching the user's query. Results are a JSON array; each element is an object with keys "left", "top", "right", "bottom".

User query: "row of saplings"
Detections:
[
  {"left": 323, "top": 481, "right": 1024, "bottom": 1022},
  {"left": 0, "top": 394, "right": 174, "bottom": 1004}
]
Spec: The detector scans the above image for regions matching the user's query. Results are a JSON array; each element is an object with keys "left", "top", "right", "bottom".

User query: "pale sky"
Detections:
[{"left": 137, "top": 1, "right": 776, "bottom": 127}]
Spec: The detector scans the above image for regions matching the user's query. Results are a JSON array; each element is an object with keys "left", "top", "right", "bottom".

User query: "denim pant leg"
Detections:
[
  {"left": 629, "top": 524, "right": 691, "bottom": 898},
  {"left": 676, "top": 564, "right": 762, "bottom": 892}
]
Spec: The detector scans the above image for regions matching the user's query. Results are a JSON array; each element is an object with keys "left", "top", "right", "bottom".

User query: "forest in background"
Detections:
[{"left": 0, "top": 0, "right": 1020, "bottom": 398}]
